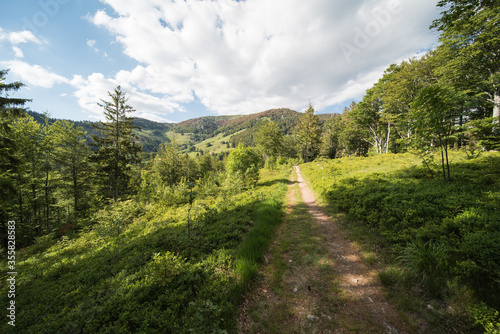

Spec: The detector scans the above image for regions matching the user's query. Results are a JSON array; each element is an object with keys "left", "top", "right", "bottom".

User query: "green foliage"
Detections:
[
  {"left": 187, "top": 300, "right": 228, "bottom": 334},
  {"left": 225, "top": 144, "right": 262, "bottom": 188},
  {"left": 295, "top": 104, "right": 322, "bottom": 162},
  {"left": 469, "top": 303, "right": 500, "bottom": 334},
  {"left": 148, "top": 251, "right": 185, "bottom": 285}
]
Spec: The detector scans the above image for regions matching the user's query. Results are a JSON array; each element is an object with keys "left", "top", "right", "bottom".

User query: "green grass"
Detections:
[
  {"left": 0, "top": 167, "right": 290, "bottom": 333},
  {"left": 166, "top": 130, "right": 193, "bottom": 145},
  {"left": 189, "top": 129, "right": 247, "bottom": 156}
]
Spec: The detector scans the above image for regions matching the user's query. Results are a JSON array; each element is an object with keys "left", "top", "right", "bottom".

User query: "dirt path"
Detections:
[{"left": 238, "top": 166, "right": 410, "bottom": 333}]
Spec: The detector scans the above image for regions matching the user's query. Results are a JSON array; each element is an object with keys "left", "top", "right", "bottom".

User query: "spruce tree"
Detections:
[
  {"left": 295, "top": 104, "right": 322, "bottom": 163},
  {"left": 92, "top": 86, "right": 141, "bottom": 202},
  {"left": 0, "top": 69, "right": 31, "bottom": 226}
]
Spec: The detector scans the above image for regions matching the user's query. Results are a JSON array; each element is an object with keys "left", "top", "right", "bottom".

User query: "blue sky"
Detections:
[{"left": 0, "top": 0, "right": 441, "bottom": 123}]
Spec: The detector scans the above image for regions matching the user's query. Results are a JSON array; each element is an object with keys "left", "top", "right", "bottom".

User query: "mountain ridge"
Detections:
[{"left": 26, "top": 108, "right": 338, "bottom": 153}]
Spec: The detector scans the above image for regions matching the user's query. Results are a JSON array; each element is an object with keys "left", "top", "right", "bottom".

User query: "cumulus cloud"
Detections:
[
  {"left": 86, "top": 0, "right": 440, "bottom": 116},
  {"left": 0, "top": 60, "right": 69, "bottom": 88},
  {"left": 0, "top": 58, "right": 177, "bottom": 121},
  {"left": 0, "top": 28, "right": 42, "bottom": 44},
  {"left": 70, "top": 72, "right": 183, "bottom": 121},
  {"left": 1, "top": 1, "right": 441, "bottom": 122}
]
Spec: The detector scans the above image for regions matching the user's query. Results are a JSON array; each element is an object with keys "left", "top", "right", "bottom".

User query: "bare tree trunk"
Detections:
[
  {"left": 45, "top": 168, "right": 50, "bottom": 232},
  {"left": 385, "top": 122, "right": 391, "bottom": 154},
  {"left": 493, "top": 86, "right": 500, "bottom": 134}
]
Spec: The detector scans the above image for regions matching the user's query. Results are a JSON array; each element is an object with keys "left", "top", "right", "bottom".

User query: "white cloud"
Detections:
[
  {"left": 86, "top": 0, "right": 440, "bottom": 116},
  {"left": 0, "top": 60, "right": 69, "bottom": 88},
  {"left": 0, "top": 28, "right": 42, "bottom": 44},
  {"left": 86, "top": 39, "right": 96, "bottom": 48},
  {"left": 70, "top": 72, "right": 184, "bottom": 121},
  {"left": 12, "top": 46, "right": 24, "bottom": 58}
]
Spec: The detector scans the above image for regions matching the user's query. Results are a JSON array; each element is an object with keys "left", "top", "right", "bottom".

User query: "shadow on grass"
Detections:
[
  {"left": 258, "top": 178, "right": 294, "bottom": 187},
  {"left": 2, "top": 194, "right": 285, "bottom": 334}
]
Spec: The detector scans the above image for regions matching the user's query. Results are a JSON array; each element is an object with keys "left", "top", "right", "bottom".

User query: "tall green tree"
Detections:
[
  {"left": 92, "top": 86, "right": 142, "bottom": 202},
  {"left": 255, "top": 121, "right": 284, "bottom": 160},
  {"left": 11, "top": 116, "right": 44, "bottom": 241},
  {"left": 412, "top": 83, "right": 461, "bottom": 180},
  {"left": 321, "top": 115, "right": 341, "bottom": 159},
  {"left": 380, "top": 56, "right": 439, "bottom": 149},
  {"left": 431, "top": 0, "right": 500, "bottom": 127},
  {"left": 0, "top": 69, "right": 31, "bottom": 231},
  {"left": 352, "top": 86, "right": 393, "bottom": 154},
  {"left": 295, "top": 104, "right": 322, "bottom": 162},
  {"left": 52, "top": 120, "right": 93, "bottom": 215}
]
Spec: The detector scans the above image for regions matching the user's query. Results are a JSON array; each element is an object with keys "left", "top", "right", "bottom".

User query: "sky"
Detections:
[{"left": 0, "top": 0, "right": 442, "bottom": 123}]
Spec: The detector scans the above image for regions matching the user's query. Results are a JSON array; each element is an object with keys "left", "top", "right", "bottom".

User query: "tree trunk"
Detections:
[
  {"left": 385, "top": 122, "right": 391, "bottom": 153},
  {"left": 493, "top": 86, "right": 500, "bottom": 134},
  {"left": 45, "top": 169, "right": 50, "bottom": 232},
  {"left": 73, "top": 166, "right": 78, "bottom": 213}
]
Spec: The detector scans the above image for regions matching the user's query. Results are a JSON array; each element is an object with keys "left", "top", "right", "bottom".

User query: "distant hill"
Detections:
[
  {"left": 27, "top": 111, "right": 171, "bottom": 153},
  {"left": 26, "top": 108, "right": 337, "bottom": 154}
]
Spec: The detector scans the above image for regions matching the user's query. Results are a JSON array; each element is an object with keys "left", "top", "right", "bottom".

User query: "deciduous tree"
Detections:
[{"left": 431, "top": 0, "right": 500, "bottom": 128}]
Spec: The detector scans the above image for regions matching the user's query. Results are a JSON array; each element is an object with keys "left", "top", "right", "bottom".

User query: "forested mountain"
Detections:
[
  {"left": 28, "top": 111, "right": 172, "bottom": 153},
  {"left": 27, "top": 108, "right": 335, "bottom": 154}
]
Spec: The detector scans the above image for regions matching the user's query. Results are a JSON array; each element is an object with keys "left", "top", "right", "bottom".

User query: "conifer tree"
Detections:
[
  {"left": 0, "top": 69, "right": 31, "bottom": 226},
  {"left": 92, "top": 86, "right": 141, "bottom": 202},
  {"left": 295, "top": 104, "right": 322, "bottom": 162}
]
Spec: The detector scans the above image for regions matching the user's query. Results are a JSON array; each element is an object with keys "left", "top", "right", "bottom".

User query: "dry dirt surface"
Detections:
[
  {"left": 293, "top": 166, "right": 409, "bottom": 333},
  {"left": 238, "top": 166, "right": 411, "bottom": 333}
]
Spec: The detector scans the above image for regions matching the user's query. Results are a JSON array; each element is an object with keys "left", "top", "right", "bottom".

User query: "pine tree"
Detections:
[
  {"left": 295, "top": 104, "right": 322, "bottom": 163},
  {"left": 52, "top": 120, "right": 92, "bottom": 214},
  {"left": 91, "top": 86, "right": 141, "bottom": 202},
  {"left": 0, "top": 69, "right": 31, "bottom": 228}
]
